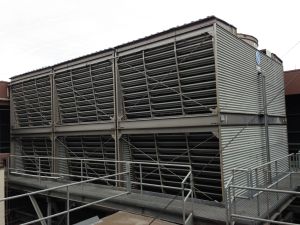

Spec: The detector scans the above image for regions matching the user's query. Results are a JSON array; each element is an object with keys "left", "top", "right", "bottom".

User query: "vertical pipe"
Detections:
[
  {"left": 261, "top": 72, "right": 271, "bottom": 183},
  {"left": 113, "top": 50, "right": 121, "bottom": 187}
]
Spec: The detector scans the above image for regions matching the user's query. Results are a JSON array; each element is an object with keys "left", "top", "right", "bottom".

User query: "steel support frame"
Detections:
[{"left": 29, "top": 195, "right": 47, "bottom": 225}]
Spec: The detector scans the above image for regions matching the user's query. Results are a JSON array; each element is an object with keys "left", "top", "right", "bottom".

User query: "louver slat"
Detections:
[{"left": 119, "top": 33, "right": 217, "bottom": 119}]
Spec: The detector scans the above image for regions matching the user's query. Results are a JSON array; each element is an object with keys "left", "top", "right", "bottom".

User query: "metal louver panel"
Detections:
[
  {"left": 11, "top": 76, "right": 51, "bottom": 127},
  {"left": 60, "top": 135, "right": 115, "bottom": 185},
  {"left": 126, "top": 132, "right": 222, "bottom": 201},
  {"left": 118, "top": 33, "right": 216, "bottom": 119},
  {"left": 55, "top": 60, "right": 114, "bottom": 124},
  {"left": 216, "top": 25, "right": 262, "bottom": 114},
  {"left": 20, "top": 137, "right": 52, "bottom": 174}
]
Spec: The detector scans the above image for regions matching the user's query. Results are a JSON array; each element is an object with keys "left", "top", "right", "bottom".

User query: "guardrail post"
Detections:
[
  {"left": 266, "top": 189, "right": 270, "bottom": 220},
  {"left": 249, "top": 169, "right": 253, "bottom": 198},
  {"left": 227, "top": 185, "right": 232, "bottom": 225},
  {"left": 7, "top": 156, "right": 10, "bottom": 178},
  {"left": 296, "top": 153, "right": 300, "bottom": 171},
  {"left": 126, "top": 162, "right": 131, "bottom": 193},
  {"left": 139, "top": 163, "right": 143, "bottom": 195},
  {"left": 289, "top": 156, "right": 293, "bottom": 188},
  {"left": 38, "top": 157, "right": 41, "bottom": 184},
  {"left": 275, "top": 161, "right": 279, "bottom": 200},
  {"left": 255, "top": 168, "right": 261, "bottom": 216},
  {"left": 67, "top": 186, "right": 70, "bottom": 225},
  {"left": 232, "top": 170, "right": 236, "bottom": 214},
  {"left": 181, "top": 182, "right": 186, "bottom": 224},
  {"left": 190, "top": 171, "right": 194, "bottom": 215},
  {"left": 80, "top": 159, "right": 83, "bottom": 182}
]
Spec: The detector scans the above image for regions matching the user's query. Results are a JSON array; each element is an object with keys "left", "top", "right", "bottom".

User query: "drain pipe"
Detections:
[{"left": 256, "top": 51, "right": 271, "bottom": 183}]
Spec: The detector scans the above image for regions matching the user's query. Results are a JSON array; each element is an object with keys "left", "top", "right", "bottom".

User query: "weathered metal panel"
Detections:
[
  {"left": 220, "top": 126, "right": 266, "bottom": 186},
  {"left": 261, "top": 55, "right": 285, "bottom": 116},
  {"left": 216, "top": 25, "right": 260, "bottom": 115},
  {"left": 269, "top": 125, "right": 289, "bottom": 171}
]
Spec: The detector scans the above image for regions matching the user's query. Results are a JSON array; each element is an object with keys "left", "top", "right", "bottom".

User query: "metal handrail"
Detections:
[
  {"left": 1, "top": 172, "right": 127, "bottom": 202},
  {"left": 250, "top": 153, "right": 293, "bottom": 170},
  {"left": 10, "top": 154, "right": 192, "bottom": 169},
  {"left": 7, "top": 155, "right": 194, "bottom": 225},
  {"left": 226, "top": 153, "right": 300, "bottom": 225}
]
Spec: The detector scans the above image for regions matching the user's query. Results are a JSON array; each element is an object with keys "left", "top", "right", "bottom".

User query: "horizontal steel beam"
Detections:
[
  {"left": 12, "top": 122, "right": 115, "bottom": 136},
  {"left": 55, "top": 122, "right": 114, "bottom": 135},
  {"left": 11, "top": 127, "right": 52, "bottom": 136},
  {"left": 119, "top": 115, "right": 219, "bottom": 134},
  {"left": 220, "top": 113, "right": 286, "bottom": 126}
]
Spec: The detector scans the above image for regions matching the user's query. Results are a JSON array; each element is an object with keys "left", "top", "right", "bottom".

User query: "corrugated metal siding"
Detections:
[
  {"left": 261, "top": 55, "right": 285, "bottom": 116},
  {"left": 221, "top": 125, "right": 289, "bottom": 190},
  {"left": 269, "top": 125, "right": 289, "bottom": 173},
  {"left": 216, "top": 25, "right": 261, "bottom": 114},
  {"left": 221, "top": 126, "right": 266, "bottom": 186}
]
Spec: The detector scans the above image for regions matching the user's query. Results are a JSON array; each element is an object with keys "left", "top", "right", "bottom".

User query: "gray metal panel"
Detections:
[
  {"left": 269, "top": 125, "right": 289, "bottom": 169},
  {"left": 261, "top": 55, "right": 285, "bottom": 117},
  {"left": 220, "top": 126, "right": 266, "bottom": 186},
  {"left": 216, "top": 25, "right": 261, "bottom": 115}
]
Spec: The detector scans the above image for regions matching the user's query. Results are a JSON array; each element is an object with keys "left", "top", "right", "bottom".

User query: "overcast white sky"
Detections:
[{"left": 0, "top": 0, "right": 299, "bottom": 81}]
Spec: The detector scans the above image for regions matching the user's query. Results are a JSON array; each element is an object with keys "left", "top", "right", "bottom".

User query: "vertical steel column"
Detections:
[
  {"left": 47, "top": 197, "right": 52, "bottom": 225},
  {"left": 113, "top": 50, "right": 122, "bottom": 186},
  {"left": 50, "top": 70, "right": 57, "bottom": 174},
  {"left": 67, "top": 186, "right": 70, "bottom": 225}
]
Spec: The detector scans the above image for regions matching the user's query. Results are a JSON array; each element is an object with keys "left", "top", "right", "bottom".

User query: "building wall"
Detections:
[
  {"left": 0, "top": 81, "right": 9, "bottom": 153},
  {"left": 284, "top": 69, "right": 300, "bottom": 154}
]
